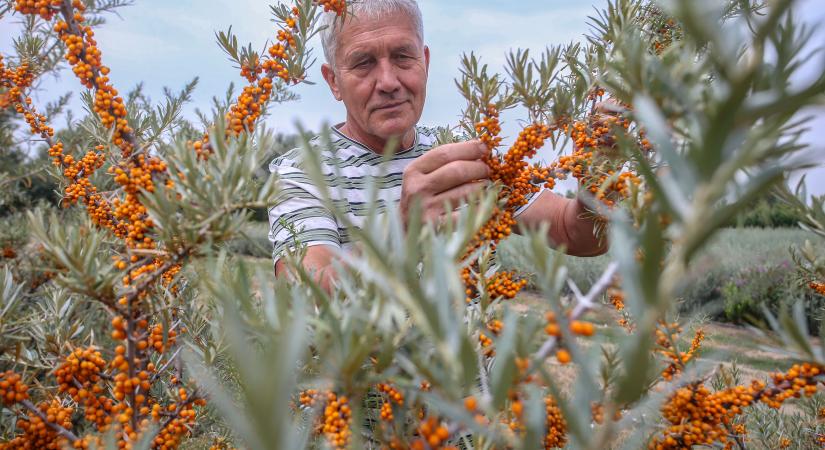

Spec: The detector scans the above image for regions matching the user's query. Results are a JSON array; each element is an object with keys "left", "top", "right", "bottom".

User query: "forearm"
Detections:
[
  {"left": 516, "top": 191, "right": 608, "bottom": 257},
  {"left": 556, "top": 197, "right": 608, "bottom": 257},
  {"left": 274, "top": 245, "right": 339, "bottom": 293}
]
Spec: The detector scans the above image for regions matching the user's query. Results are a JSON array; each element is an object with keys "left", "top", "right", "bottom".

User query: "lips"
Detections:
[{"left": 373, "top": 100, "right": 407, "bottom": 111}]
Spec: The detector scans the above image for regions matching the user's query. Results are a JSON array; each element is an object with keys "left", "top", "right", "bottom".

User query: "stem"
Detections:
[
  {"left": 149, "top": 346, "right": 183, "bottom": 383},
  {"left": 723, "top": 422, "right": 747, "bottom": 450},
  {"left": 156, "top": 389, "right": 201, "bottom": 432},
  {"left": 126, "top": 280, "right": 139, "bottom": 432},
  {"left": 120, "top": 248, "right": 189, "bottom": 307}
]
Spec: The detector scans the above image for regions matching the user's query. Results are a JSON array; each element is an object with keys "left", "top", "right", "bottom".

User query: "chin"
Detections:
[
  {"left": 371, "top": 114, "right": 417, "bottom": 139},
  {"left": 373, "top": 121, "right": 414, "bottom": 139}
]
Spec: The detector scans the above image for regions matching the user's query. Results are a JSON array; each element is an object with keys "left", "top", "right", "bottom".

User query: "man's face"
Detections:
[{"left": 321, "top": 11, "right": 429, "bottom": 143}]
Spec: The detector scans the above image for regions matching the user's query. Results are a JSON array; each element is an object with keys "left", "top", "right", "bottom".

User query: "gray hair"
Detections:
[{"left": 320, "top": 0, "right": 424, "bottom": 69}]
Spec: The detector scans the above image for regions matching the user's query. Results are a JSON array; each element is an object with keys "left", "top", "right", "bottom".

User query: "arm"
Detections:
[
  {"left": 515, "top": 190, "right": 608, "bottom": 257},
  {"left": 268, "top": 156, "right": 343, "bottom": 293},
  {"left": 275, "top": 244, "right": 338, "bottom": 293}
]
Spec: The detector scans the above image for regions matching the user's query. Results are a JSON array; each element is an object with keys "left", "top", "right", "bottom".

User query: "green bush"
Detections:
[
  {"left": 728, "top": 196, "right": 805, "bottom": 228},
  {"left": 720, "top": 262, "right": 794, "bottom": 320},
  {"left": 497, "top": 227, "right": 822, "bottom": 327}
]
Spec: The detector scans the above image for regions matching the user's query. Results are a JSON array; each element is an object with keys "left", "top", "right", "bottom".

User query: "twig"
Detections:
[
  {"left": 120, "top": 248, "right": 190, "bottom": 307},
  {"left": 0, "top": 167, "right": 47, "bottom": 188},
  {"left": 529, "top": 262, "right": 618, "bottom": 375},
  {"left": 156, "top": 389, "right": 202, "bottom": 432},
  {"left": 150, "top": 346, "right": 183, "bottom": 383},
  {"left": 19, "top": 399, "right": 81, "bottom": 443},
  {"left": 722, "top": 422, "right": 747, "bottom": 450}
]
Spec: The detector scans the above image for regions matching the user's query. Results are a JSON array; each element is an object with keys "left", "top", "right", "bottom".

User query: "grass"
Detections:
[
  {"left": 498, "top": 226, "right": 814, "bottom": 288},
  {"left": 498, "top": 227, "right": 819, "bottom": 320},
  {"left": 236, "top": 224, "right": 817, "bottom": 317}
]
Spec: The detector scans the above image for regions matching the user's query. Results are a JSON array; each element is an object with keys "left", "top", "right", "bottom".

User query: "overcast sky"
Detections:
[{"left": 1, "top": 0, "right": 823, "bottom": 194}]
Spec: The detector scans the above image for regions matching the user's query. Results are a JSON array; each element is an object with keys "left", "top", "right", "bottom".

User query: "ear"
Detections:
[
  {"left": 424, "top": 45, "right": 430, "bottom": 74},
  {"left": 321, "top": 63, "right": 342, "bottom": 101}
]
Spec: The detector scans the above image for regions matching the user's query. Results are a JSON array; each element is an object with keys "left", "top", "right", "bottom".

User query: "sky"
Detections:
[{"left": 1, "top": 0, "right": 823, "bottom": 194}]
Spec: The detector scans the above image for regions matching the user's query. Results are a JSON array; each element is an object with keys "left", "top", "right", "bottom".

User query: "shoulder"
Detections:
[
  {"left": 415, "top": 125, "right": 438, "bottom": 150},
  {"left": 268, "top": 131, "right": 357, "bottom": 173},
  {"left": 268, "top": 146, "right": 304, "bottom": 173}
]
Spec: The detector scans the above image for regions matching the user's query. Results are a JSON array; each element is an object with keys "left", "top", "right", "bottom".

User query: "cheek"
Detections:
[
  {"left": 341, "top": 76, "right": 372, "bottom": 107},
  {"left": 401, "top": 72, "right": 427, "bottom": 99}
]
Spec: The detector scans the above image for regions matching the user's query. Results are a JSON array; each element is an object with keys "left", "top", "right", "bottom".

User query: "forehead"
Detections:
[{"left": 336, "top": 10, "right": 422, "bottom": 57}]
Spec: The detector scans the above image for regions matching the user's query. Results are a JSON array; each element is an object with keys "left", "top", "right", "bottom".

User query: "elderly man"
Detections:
[{"left": 268, "top": 0, "right": 606, "bottom": 290}]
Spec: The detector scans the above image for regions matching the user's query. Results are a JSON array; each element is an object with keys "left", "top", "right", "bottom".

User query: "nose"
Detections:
[{"left": 374, "top": 58, "right": 401, "bottom": 95}]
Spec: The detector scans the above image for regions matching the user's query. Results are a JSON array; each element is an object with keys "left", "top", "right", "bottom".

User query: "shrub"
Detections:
[{"left": 1, "top": 0, "right": 824, "bottom": 449}]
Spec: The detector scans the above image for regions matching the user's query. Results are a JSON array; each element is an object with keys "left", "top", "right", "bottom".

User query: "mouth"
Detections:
[{"left": 373, "top": 101, "right": 407, "bottom": 112}]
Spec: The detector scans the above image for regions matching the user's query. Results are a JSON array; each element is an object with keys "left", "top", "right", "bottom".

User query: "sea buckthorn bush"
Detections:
[{"left": 1, "top": 0, "right": 825, "bottom": 449}]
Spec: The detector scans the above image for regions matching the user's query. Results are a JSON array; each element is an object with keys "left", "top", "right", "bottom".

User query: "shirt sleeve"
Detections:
[
  {"left": 513, "top": 186, "right": 549, "bottom": 218},
  {"left": 268, "top": 161, "right": 341, "bottom": 265}
]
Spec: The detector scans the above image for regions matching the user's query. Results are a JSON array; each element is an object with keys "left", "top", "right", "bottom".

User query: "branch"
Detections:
[
  {"left": 156, "top": 388, "right": 202, "bottom": 432},
  {"left": 57, "top": 0, "right": 139, "bottom": 155},
  {"left": 19, "top": 399, "right": 81, "bottom": 443}
]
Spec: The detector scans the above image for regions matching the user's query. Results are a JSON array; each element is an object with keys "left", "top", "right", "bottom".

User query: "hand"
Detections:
[{"left": 400, "top": 139, "right": 490, "bottom": 226}]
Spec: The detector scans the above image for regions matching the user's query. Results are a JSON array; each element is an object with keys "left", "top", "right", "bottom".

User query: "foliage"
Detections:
[
  {"left": 727, "top": 194, "right": 807, "bottom": 228},
  {"left": 0, "top": 0, "right": 824, "bottom": 450}
]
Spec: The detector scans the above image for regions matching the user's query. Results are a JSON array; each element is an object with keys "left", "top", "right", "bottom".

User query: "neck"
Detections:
[{"left": 337, "top": 122, "right": 415, "bottom": 154}]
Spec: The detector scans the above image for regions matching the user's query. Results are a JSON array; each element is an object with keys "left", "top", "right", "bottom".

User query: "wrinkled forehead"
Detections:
[{"left": 334, "top": 10, "right": 423, "bottom": 56}]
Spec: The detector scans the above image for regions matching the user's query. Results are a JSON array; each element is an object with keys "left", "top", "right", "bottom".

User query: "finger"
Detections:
[
  {"left": 426, "top": 160, "right": 490, "bottom": 194},
  {"left": 429, "top": 180, "right": 487, "bottom": 212},
  {"left": 594, "top": 99, "right": 625, "bottom": 116},
  {"left": 412, "top": 140, "right": 487, "bottom": 174},
  {"left": 430, "top": 210, "right": 463, "bottom": 229}
]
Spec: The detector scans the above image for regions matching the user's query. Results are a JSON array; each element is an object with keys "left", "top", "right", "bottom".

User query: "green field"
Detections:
[{"left": 236, "top": 224, "right": 818, "bottom": 322}]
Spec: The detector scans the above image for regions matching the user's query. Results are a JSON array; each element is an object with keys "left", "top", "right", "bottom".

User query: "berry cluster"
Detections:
[
  {"left": 0, "top": 371, "right": 28, "bottom": 406},
  {"left": 607, "top": 282, "right": 635, "bottom": 331},
  {"left": 411, "top": 416, "right": 455, "bottom": 450},
  {"left": 12, "top": 0, "right": 61, "bottom": 20},
  {"left": 543, "top": 395, "right": 567, "bottom": 449},
  {"left": 809, "top": 280, "right": 825, "bottom": 296},
  {"left": 591, "top": 402, "right": 623, "bottom": 425},
  {"left": 506, "top": 391, "right": 567, "bottom": 449},
  {"left": 377, "top": 383, "right": 404, "bottom": 422},
  {"left": 318, "top": 0, "right": 346, "bottom": 14},
  {"left": 552, "top": 112, "right": 645, "bottom": 208},
  {"left": 544, "top": 312, "right": 595, "bottom": 364},
  {"left": 478, "top": 319, "right": 503, "bottom": 357},
  {"left": 650, "top": 363, "right": 823, "bottom": 449},
  {"left": 655, "top": 322, "right": 704, "bottom": 381},
  {"left": 196, "top": 1, "right": 348, "bottom": 158},
  {"left": 298, "top": 390, "right": 352, "bottom": 449},
  {"left": 0, "top": 399, "right": 75, "bottom": 450},
  {"left": 52, "top": 1, "right": 134, "bottom": 154},
  {"left": 56, "top": 348, "right": 114, "bottom": 430},
  {"left": 646, "top": 9, "right": 681, "bottom": 56},
  {"left": 462, "top": 106, "right": 556, "bottom": 303}
]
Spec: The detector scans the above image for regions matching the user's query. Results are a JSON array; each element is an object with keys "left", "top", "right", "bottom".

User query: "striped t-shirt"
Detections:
[{"left": 267, "top": 125, "right": 543, "bottom": 263}]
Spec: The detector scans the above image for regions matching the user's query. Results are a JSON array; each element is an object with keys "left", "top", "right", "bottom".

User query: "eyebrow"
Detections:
[
  {"left": 346, "top": 51, "right": 372, "bottom": 63},
  {"left": 391, "top": 44, "right": 417, "bottom": 54},
  {"left": 344, "top": 43, "right": 419, "bottom": 64}
]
